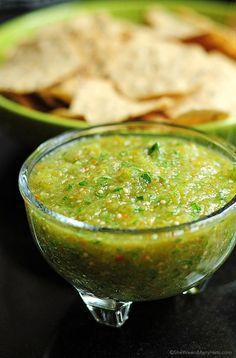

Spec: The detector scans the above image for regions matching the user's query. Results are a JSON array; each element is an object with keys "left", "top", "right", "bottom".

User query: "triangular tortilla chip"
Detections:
[
  {"left": 107, "top": 39, "right": 211, "bottom": 99},
  {"left": 179, "top": 7, "right": 236, "bottom": 60},
  {"left": 167, "top": 53, "right": 236, "bottom": 119},
  {"left": 145, "top": 6, "right": 236, "bottom": 60},
  {"left": 67, "top": 13, "right": 145, "bottom": 77},
  {"left": 0, "top": 32, "right": 81, "bottom": 93},
  {"left": 173, "top": 110, "right": 228, "bottom": 125},
  {"left": 144, "top": 6, "right": 206, "bottom": 39},
  {"left": 70, "top": 77, "right": 174, "bottom": 124}
]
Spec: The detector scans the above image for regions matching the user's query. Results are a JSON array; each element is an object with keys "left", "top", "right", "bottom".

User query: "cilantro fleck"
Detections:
[
  {"left": 136, "top": 195, "right": 144, "bottom": 201},
  {"left": 134, "top": 207, "right": 145, "bottom": 213},
  {"left": 183, "top": 259, "right": 194, "bottom": 266},
  {"left": 100, "top": 175, "right": 112, "bottom": 180},
  {"left": 113, "top": 187, "right": 123, "bottom": 193},
  {"left": 148, "top": 142, "right": 160, "bottom": 156},
  {"left": 190, "top": 202, "right": 201, "bottom": 216},
  {"left": 79, "top": 181, "right": 87, "bottom": 187},
  {"left": 140, "top": 173, "right": 151, "bottom": 184},
  {"left": 66, "top": 184, "right": 73, "bottom": 191}
]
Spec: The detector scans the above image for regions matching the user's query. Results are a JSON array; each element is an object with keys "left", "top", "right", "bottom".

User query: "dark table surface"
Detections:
[{"left": 1, "top": 2, "right": 236, "bottom": 357}]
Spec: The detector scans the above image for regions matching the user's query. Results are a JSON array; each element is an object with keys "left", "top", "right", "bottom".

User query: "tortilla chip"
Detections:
[
  {"left": 66, "top": 13, "right": 142, "bottom": 77},
  {"left": 0, "top": 13, "right": 140, "bottom": 93},
  {"left": 2, "top": 9, "right": 236, "bottom": 124},
  {"left": 0, "top": 32, "right": 81, "bottom": 93},
  {"left": 141, "top": 112, "right": 170, "bottom": 121},
  {"left": 69, "top": 78, "right": 174, "bottom": 124},
  {"left": 107, "top": 39, "right": 211, "bottom": 100},
  {"left": 167, "top": 53, "right": 236, "bottom": 119},
  {"left": 175, "top": 7, "right": 236, "bottom": 60},
  {"left": 69, "top": 13, "right": 132, "bottom": 37},
  {"left": 183, "top": 31, "right": 236, "bottom": 60},
  {"left": 174, "top": 110, "right": 228, "bottom": 125},
  {"left": 144, "top": 6, "right": 206, "bottom": 39},
  {"left": 146, "top": 6, "right": 236, "bottom": 61}
]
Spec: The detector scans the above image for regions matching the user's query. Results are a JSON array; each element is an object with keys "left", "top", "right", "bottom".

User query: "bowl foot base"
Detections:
[
  {"left": 182, "top": 277, "right": 211, "bottom": 295},
  {"left": 78, "top": 289, "right": 132, "bottom": 328}
]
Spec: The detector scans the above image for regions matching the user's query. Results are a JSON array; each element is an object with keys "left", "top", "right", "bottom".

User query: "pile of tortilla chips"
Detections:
[{"left": 1, "top": 6, "right": 236, "bottom": 125}]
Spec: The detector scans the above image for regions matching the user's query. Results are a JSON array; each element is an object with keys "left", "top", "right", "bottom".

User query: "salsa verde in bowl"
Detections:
[{"left": 19, "top": 122, "right": 236, "bottom": 327}]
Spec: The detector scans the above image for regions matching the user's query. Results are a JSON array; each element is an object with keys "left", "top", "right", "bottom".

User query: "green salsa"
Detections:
[
  {"left": 27, "top": 133, "right": 236, "bottom": 301},
  {"left": 29, "top": 135, "right": 235, "bottom": 228}
]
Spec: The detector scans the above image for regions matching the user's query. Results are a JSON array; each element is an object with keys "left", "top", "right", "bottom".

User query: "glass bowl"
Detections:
[{"left": 19, "top": 122, "right": 236, "bottom": 327}]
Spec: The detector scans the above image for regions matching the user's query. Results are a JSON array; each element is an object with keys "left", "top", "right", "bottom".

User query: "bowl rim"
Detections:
[
  {"left": 1, "top": 0, "right": 236, "bottom": 131},
  {"left": 18, "top": 121, "right": 236, "bottom": 235}
]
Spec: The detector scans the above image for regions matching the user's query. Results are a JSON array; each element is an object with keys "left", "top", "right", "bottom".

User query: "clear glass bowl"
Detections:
[{"left": 19, "top": 122, "right": 236, "bottom": 327}]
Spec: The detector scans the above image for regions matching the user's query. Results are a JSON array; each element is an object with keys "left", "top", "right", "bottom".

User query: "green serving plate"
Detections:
[{"left": 0, "top": 0, "right": 236, "bottom": 147}]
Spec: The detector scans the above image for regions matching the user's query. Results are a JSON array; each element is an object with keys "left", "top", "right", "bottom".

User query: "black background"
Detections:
[{"left": 0, "top": 1, "right": 236, "bottom": 357}]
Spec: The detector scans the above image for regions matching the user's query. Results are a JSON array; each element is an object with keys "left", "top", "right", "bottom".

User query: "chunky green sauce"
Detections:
[
  {"left": 27, "top": 133, "right": 236, "bottom": 301},
  {"left": 29, "top": 135, "right": 235, "bottom": 229}
]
